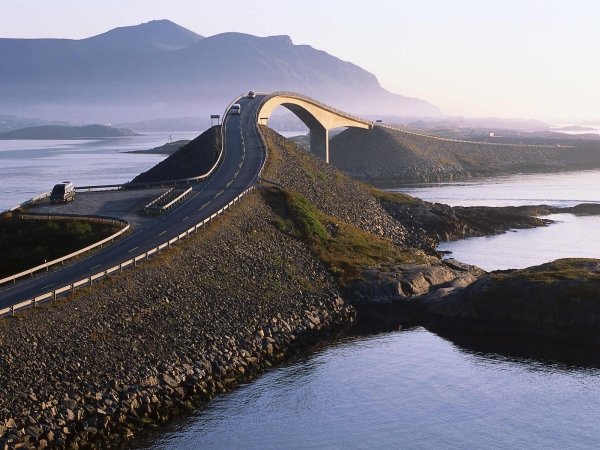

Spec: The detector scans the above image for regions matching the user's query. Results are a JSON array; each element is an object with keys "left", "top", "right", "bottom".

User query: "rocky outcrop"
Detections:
[
  {"left": 378, "top": 196, "right": 551, "bottom": 251},
  {"left": 422, "top": 259, "right": 600, "bottom": 343},
  {"left": 350, "top": 259, "right": 484, "bottom": 306}
]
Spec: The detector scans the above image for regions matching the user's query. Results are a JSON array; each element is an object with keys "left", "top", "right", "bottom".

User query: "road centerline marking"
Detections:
[{"left": 128, "top": 246, "right": 139, "bottom": 254}]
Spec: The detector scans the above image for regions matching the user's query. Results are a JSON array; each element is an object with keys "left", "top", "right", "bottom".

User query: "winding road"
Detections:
[{"left": 0, "top": 94, "right": 268, "bottom": 310}]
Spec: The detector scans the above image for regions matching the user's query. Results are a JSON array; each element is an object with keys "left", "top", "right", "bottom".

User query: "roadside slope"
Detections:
[{"left": 132, "top": 126, "right": 220, "bottom": 183}]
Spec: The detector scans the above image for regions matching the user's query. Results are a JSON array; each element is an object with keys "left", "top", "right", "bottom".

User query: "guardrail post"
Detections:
[
  {"left": 89, "top": 277, "right": 93, "bottom": 287},
  {"left": 71, "top": 284, "right": 74, "bottom": 294},
  {"left": 33, "top": 297, "right": 37, "bottom": 308},
  {"left": 119, "top": 264, "right": 123, "bottom": 273},
  {"left": 53, "top": 291, "right": 57, "bottom": 302},
  {"left": 11, "top": 305, "right": 15, "bottom": 316}
]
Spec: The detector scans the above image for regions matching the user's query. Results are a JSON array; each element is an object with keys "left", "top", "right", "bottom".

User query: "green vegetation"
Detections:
[
  {"left": 368, "top": 186, "right": 420, "bottom": 205},
  {"left": 264, "top": 188, "right": 427, "bottom": 284},
  {"left": 0, "top": 216, "right": 121, "bottom": 278},
  {"left": 491, "top": 259, "right": 600, "bottom": 284}
]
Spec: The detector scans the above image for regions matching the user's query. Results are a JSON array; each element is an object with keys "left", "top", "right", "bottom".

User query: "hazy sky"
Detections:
[{"left": 2, "top": 0, "right": 599, "bottom": 122}]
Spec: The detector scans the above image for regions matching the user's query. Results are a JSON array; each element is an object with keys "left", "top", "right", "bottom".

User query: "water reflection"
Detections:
[
  {"left": 136, "top": 328, "right": 600, "bottom": 449},
  {"left": 429, "top": 327, "right": 600, "bottom": 374}
]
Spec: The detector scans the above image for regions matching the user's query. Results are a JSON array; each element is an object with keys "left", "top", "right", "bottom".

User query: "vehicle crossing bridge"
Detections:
[{"left": 257, "top": 91, "right": 373, "bottom": 163}]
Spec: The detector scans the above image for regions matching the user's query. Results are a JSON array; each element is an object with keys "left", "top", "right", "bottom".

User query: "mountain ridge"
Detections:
[{"left": 0, "top": 20, "right": 442, "bottom": 122}]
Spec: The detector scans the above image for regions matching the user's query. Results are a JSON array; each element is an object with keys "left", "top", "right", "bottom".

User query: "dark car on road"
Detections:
[{"left": 50, "top": 181, "right": 76, "bottom": 204}]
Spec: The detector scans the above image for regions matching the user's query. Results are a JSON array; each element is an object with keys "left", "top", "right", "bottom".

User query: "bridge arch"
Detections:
[{"left": 257, "top": 92, "right": 372, "bottom": 163}]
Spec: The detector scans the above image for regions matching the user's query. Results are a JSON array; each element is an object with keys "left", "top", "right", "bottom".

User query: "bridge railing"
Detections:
[{"left": 263, "top": 91, "right": 374, "bottom": 127}]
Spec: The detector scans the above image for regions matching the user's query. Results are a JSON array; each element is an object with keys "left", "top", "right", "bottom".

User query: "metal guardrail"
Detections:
[
  {"left": 262, "top": 91, "right": 374, "bottom": 128},
  {"left": 0, "top": 214, "right": 130, "bottom": 287},
  {"left": 5, "top": 191, "right": 51, "bottom": 214},
  {"left": 0, "top": 187, "right": 255, "bottom": 318},
  {"left": 144, "top": 187, "right": 193, "bottom": 215},
  {"left": 0, "top": 95, "right": 263, "bottom": 319},
  {"left": 0, "top": 94, "right": 245, "bottom": 279}
]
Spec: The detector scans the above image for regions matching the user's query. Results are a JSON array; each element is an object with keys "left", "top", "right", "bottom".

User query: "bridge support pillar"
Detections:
[{"left": 309, "top": 125, "right": 329, "bottom": 164}]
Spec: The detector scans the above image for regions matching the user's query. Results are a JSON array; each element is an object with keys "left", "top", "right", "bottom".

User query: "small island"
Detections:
[
  {"left": 0, "top": 124, "right": 139, "bottom": 140},
  {"left": 553, "top": 125, "right": 598, "bottom": 132},
  {"left": 128, "top": 139, "right": 190, "bottom": 155}
]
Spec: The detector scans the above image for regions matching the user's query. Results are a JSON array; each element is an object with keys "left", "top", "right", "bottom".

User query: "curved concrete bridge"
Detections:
[{"left": 257, "top": 91, "right": 373, "bottom": 163}]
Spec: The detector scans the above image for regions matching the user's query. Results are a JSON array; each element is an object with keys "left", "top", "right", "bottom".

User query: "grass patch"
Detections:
[
  {"left": 368, "top": 186, "right": 421, "bottom": 205},
  {"left": 491, "top": 259, "right": 600, "bottom": 284},
  {"left": 0, "top": 215, "right": 121, "bottom": 278},
  {"left": 264, "top": 188, "right": 427, "bottom": 284}
]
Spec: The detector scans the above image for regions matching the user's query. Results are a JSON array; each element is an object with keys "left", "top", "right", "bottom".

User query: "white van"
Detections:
[
  {"left": 50, "top": 181, "right": 76, "bottom": 204},
  {"left": 231, "top": 104, "right": 241, "bottom": 115}
]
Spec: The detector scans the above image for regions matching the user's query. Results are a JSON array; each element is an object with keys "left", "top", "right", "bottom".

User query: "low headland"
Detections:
[
  {"left": 1, "top": 126, "right": 599, "bottom": 449},
  {"left": 0, "top": 125, "right": 139, "bottom": 140},
  {"left": 127, "top": 140, "right": 190, "bottom": 155}
]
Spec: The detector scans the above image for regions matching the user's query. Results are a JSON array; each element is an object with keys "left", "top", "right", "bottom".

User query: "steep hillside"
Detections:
[
  {"left": 330, "top": 126, "right": 600, "bottom": 184},
  {"left": 131, "top": 126, "right": 220, "bottom": 183},
  {"left": 260, "top": 127, "right": 408, "bottom": 245},
  {"left": 0, "top": 21, "right": 441, "bottom": 121}
]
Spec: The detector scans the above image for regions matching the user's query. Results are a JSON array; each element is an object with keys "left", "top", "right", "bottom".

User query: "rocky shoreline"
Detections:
[
  {"left": 1, "top": 294, "right": 353, "bottom": 449},
  {"left": 1, "top": 126, "right": 598, "bottom": 449},
  {"left": 0, "top": 192, "right": 356, "bottom": 450}
]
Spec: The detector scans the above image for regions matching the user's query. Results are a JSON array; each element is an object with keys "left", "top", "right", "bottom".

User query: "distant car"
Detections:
[
  {"left": 247, "top": 91, "right": 256, "bottom": 99},
  {"left": 231, "top": 104, "right": 241, "bottom": 115},
  {"left": 50, "top": 181, "right": 76, "bottom": 204}
]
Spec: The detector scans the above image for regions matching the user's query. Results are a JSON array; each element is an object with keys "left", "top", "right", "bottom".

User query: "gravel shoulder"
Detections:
[{"left": 27, "top": 188, "right": 169, "bottom": 229}]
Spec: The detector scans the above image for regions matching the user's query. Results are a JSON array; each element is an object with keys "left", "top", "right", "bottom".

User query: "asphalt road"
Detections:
[{"left": 0, "top": 94, "right": 267, "bottom": 309}]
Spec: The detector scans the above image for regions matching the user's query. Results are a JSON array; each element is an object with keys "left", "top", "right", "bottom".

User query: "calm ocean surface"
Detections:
[
  {"left": 0, "top": 132, "right": 200, "bottom": 211},
  {"left": 139, "top": 170, "right": 600, "bottom": 449},
  {"left": 394, "top": 170, "right": 600, "bottom": 270}
]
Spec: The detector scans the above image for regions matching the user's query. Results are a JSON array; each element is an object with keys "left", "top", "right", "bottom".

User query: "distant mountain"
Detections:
[
  {"left": 0, "top": 20, "right": 442, "bottom": 122},
  {"left": 0, "top": 114, "right": 71, "bottom": 133},
  {"left": 0, "top": 125, "right": 139, "bottom": 139}
]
